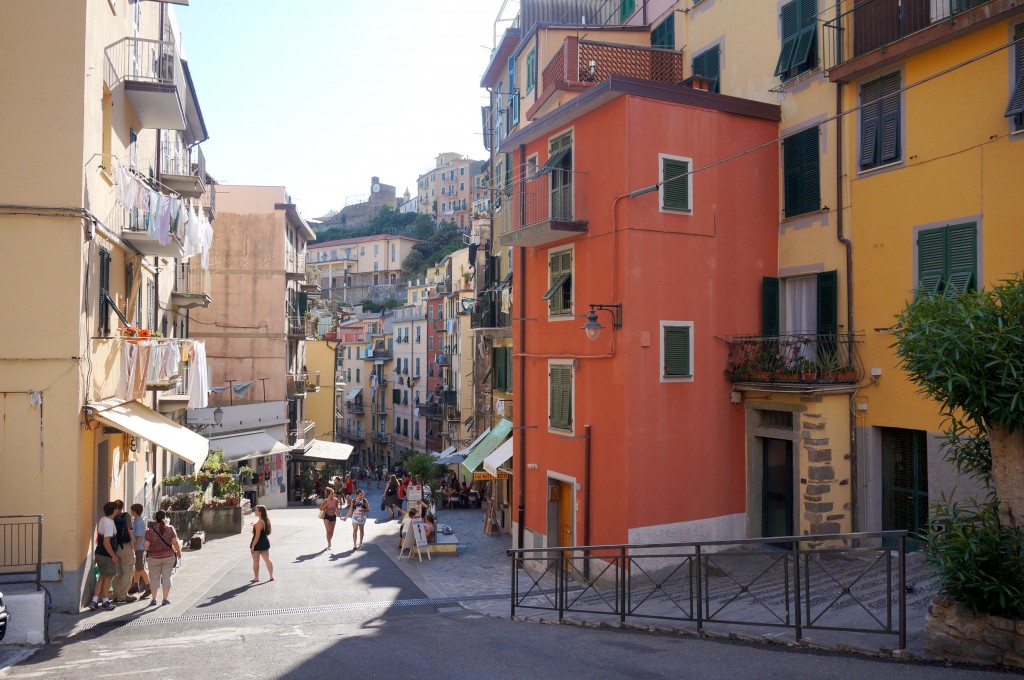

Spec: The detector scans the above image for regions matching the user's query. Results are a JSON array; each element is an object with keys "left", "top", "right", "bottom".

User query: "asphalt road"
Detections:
[{"left": 1, "top": 507, "right": 1014, "bottom": 679}]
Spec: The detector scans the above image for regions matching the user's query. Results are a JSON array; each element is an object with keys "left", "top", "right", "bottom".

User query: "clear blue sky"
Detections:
[{"left": 175, "top": 0, "right": 505, "bottom": 220}]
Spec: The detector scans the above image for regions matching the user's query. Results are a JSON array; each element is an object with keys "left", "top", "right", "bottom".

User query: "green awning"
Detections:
[{"left": 461, "top": 418, "right": 513, "bottom": 476}]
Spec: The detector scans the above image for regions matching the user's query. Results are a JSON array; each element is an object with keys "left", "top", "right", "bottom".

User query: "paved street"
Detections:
[{"left": 0, "top": 487, "right": 1013, "bottom": 678}]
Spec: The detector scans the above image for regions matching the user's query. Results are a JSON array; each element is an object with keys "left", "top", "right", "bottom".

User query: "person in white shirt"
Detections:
[{"left": 88, "top": 502, "right": 119, "bottom": 611}]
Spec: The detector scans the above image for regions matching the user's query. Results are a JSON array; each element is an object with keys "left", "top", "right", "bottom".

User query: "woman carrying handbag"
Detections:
[{"left": 144, "top": 511, "right": 182, "bottom": 607}]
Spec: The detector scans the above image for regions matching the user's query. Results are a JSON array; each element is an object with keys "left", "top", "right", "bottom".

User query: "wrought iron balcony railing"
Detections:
[
  {"left": 497, "top": 166, "right": 588, "bottom": 248},
  {"left": 160, "top": 137, "right": 206, "bottom": 197},
  {"left": 346, "top": 400, "right": 365, "bottom": 415},
  {"left": 823, "top": 0, "right": 994, "bottom": 72},
  {"left": 723, "top": 333, "right": 861, "bottom": 385},
  {"left": 287, "top": 315, "right": 313, "bottom": 338},
  {"left": 104, "top": 37, "right": 186, "bottom": 130}
]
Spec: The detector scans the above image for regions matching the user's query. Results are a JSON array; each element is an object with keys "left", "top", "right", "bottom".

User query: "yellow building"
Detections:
[
  {"left": 0, "top": 0, "right": 214, "bottom": 611},
  {"left": 306, "top": 234, "right": 419, "bottom": 307},
  {"left": 824, "top": 0, "right": 1024, "bottom": 535}
]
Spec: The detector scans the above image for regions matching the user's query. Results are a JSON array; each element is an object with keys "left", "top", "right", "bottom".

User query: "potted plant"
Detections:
[
  {"left": 238, "top": 466, "right": 256, "bottom": 484},
  {"left": 162, "top": 474, "right": 185, "bottom": 486}
]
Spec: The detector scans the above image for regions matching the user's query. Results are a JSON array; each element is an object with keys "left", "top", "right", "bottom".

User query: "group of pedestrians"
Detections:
[
  {"left": 318, "top": 485, "right": 369, "bottom": 551},
  {"left": 89, "top": 499, "right": 181, "bottom": 610}
]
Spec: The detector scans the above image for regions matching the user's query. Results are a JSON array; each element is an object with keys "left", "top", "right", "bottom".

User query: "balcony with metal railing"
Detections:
[
  {"left": 287, "top": 372, "right": 308, "bottom": 398},
  {"left": 286, "top": 252, "right": 307, "bottom": 281},
  {"left": 497, "top": 167, "right": 588, "bottom": 248},
  {"left": 419, "top": 402, "right": 444, "bottom": 419},
  {"left": 160, "top": 138, "right": 206, "bottom": 198},
  {"left": 287, "top": 315, "right": 313, "bottom": 339},
  {"left": 201, "top": 182, "right": 217, "bottom": 220},
  {"left": 723, "top": 333, "right": 862, "bottom": 389},
  {"left": 340, "top": 429, "right": 364, "bottom": 442},
  {"left": 346, "top": 400, "right": 364, "bottom": 415},
  {"left": 823, "top": 0, "right": 1004, "bottom": 82},
  {"left": 171, "top": 263, "right": 212, "bottom": 309},
  {"left": 108, "top": 200, "right": 185, "bottom": 258},
  {"left": 372, "top": 401, "right": 388, "bottom": 416},
  {"left": 363, "top": 348, "right": 393, "bottom": 361},
  {"left": 289, "top": 419, "right": 315, "bottom": 449},
  {"left": 104, "top": 37, "right": 186, "bottom": 130},
  {"left": 470, "top": 296, "right": 512, "bottom": 335},
  {"left": 533, "top": 37, "right": 684, "bottom": 116},
  {"left": 435, "top": 353, "right": 452, "bottom": 367},
  {"left": 375, "top": 432, "right": 390, "bottom": 445}
]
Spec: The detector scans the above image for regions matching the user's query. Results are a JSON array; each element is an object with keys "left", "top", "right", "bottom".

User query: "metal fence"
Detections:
[
  {"left": 509, "top": 531, "right": 908, "bottom": 648},
  {"left": 0, "top": 515, "right": 43, "bottom": 591}
]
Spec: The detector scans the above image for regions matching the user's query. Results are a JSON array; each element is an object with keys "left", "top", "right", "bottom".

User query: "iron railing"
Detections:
[
  {"left": 363, "top": 348, "right": 393, "bottom": 360},
  {"left": 286, "top": 316, "right": 312, "bottom": 338},
  {"left": 346, "top": 401, "right": 365, "bottom": 415},
  {"left": 0, "top": 515, "right": 42, "bottom": 591},
  {"left": 289, "top": 419, "right": 315, "bottom": 448},
  {"left": 287, "top": 372, "right": 308, "bottom": 397},
  {"left": 175, "top": 263, "right": 211, "bottom": 297},
  {"left": 471, "top": 297, "right": 512, "bottom": 330},
  {"left": 104, "top": 36, "right": 185, "bottom": 107},
  {"left": 201, "top": 182, "right": 217, "bottom": 220},
  {"left": 160, "top": 136, "right": 206, "bottom": 185},
  {"left": 340, "top": 429, "right": 364, "bottom": 442},
  {"left": 499, "top": 166, "right": 588, "bottom": 238},
  {"left": 723, "top": 333, "right": 861, "bottom": 385},
  {"left": 420, "top": 402, "right": 444, "bottom": 418},
  {"left": 509, "top": 531, "right": 908, "bottom": 649},
  {"left": 823, "top": 0, "right": 995, "bottom": 70}
]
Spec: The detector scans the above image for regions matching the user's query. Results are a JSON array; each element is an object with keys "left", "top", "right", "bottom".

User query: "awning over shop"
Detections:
[
  {"left": 482, "top": 436, "right": 514, "bottom": 476},
  {"left": 431, "top": 445, "right": 456, "bottom": 460},
  {"left": 344, "top": 387, "right": 362, "bottom": 402},
  {"left": 461, "top": 418, "right": 513, "bottom": 476},
  {"left": 210, "top": 431, "right": 290, "bottom": 463},
  {"left": 89, "top": 399, "right": 209, "bottom": 467},
  {"left": 456, "top": 428, "right": 490, "bottom": 458},
  {"left": 302, "top": 440, "right": 354, "bottom": 462},
  {"left": 435, "top": 451, "right": 467, "bottom": 466}
]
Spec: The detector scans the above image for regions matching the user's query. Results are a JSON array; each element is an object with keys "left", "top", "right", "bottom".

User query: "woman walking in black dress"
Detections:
[{"left": 249, "top": 505, "right": 274, "bottom": 583}]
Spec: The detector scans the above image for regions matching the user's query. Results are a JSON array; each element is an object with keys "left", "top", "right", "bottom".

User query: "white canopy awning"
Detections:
[
  {"left": 210, "top": 431, "right": 291, "bottom": 463},
  {"left": 303, "top": 440, "right": 354, "bottom": 462},
  {"left": 430, "top": 445, "right": 456, "bottom": 461},
  {"left": 455, "top": 428, "right": 490, "bottom": 458},
  {"left": 89, "top": 399, "right": 209, "bottom": 467},
  {"left": 344, "top": 386, "right": 362, "bottom": 402},
  {"left": 483, "top": 436, "right": 514, "bottom": 476}
]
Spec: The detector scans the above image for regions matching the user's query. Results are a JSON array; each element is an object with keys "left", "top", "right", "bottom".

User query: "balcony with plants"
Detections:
[{"left": 723, "top": 333, "right": 862, "bottom": 388}]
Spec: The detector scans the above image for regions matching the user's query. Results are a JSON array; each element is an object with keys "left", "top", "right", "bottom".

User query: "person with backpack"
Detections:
[
  {"left": 88, "top": 501, "right": 119, "bottom": 610},
  {"left": 111, "top": 499, "right": 137, "bottom": 603},
  {"left": 384, "top": 474, "right": 401, "bottom": 520}
]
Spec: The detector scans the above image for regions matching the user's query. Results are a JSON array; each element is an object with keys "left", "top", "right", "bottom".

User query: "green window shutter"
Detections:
[
  {"left": 651, "top": 15, "right": 675, "bottom": 49},
  {"left": 815, "top": 270, "right": 838, "bottom": 337},
  {"left": 791, "top": 0, "right": 817, "bottom": 75},
  {"left": 98, "top": 247, "right": 111, "bottom": 334},
  {"left": 549, "top": 365, "right": 572, "bottom": 429},
  {"left": 783, "top": 127, "right": 820, "bottom": 217},
  {"left": 526, "top": 49, "right": 536, "bottom": 92},
  {"left": 508, "top": 57, "right": 519, "bottom": 126},
  {"left": 506, "top": 347, "right": 514, "bottom": 393},
  {"left": 917, "top": 227, "right": 946, "bottom": 296},
  {"left": 494, "top": 347, "right": 507, "bottom": 391},
  {"left": 944, "top": 222, "right": 977, "bottom": 298},
  {"left": 620, "top": 0, "right": 635, "bottom": 23},
  {"left": 878, "top": 72, "right": 901, "bottom": 164},
  {"left": 662, "top": 158, "right": 690, "bottom": 210},
  {"left": 859, "top": 77, "right": 882, "bottom": 169},
  {"left": 404, "top": 391, "right": 409, "bottom": 405},
  {"left": 692, "top": 46, "right": 719, "bottom": 92},
  {"left": 775, "top": 1, "right": 800, "bottom": 77},
  {"left": 763, "top": 277, "right": 780, "bottom": 336},
  {"left": 392, "top": 388, "right": 401, "bottom": 404},
  {"left": 544, "top": 250, "right": 572, "bottom": 315},
  {"left": 298, "top": 291, "right": 308, "bottom": 316},
  {"left": 664, "top": 326, "right": 691, "bottom": 377},
  {"left": 549, "top": 366, "right": 559, "bottom": 426},
  {"left": 1005, "top": 25, "right": 1024, "bottom": 118}
]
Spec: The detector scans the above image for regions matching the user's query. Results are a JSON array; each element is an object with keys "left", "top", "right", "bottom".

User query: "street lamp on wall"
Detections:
[
  {"left": 213, "top": 406, "right": 224, "bottom": 426},
  {"left": 580, "top": 303, "right": 623, "bottom": 342}
]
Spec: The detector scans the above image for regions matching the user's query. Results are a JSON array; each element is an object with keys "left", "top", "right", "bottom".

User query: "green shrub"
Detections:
[{"left": 924, "top": 496, "right": 1024, "bottom": 619}]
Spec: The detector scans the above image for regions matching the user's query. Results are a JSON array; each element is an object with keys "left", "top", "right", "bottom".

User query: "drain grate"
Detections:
[{"left": 87, "top": 593, "right": 510, "bottom": 629}]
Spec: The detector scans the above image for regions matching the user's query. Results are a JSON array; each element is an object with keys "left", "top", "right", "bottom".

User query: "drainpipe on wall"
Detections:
[
  {"left": 836, "top": 78, "right": 857, "bottom": 531},
  {"left": 516, "top": 143, "right": 527, "bottom": 551}
]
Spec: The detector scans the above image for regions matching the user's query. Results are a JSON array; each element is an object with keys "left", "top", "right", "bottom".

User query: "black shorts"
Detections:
[{"left": 325, "top": 514, "right": 337, "bottom": 523}]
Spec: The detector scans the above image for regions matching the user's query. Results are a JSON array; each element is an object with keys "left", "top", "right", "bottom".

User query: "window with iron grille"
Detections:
[
  {"left": 691, "top": 44, "right": 720, "bottom": 93},
  {"left": 759, "top": 410, "right": 794, "bottom": 430},
  {"left": 782, "top": 126, "right": 820, "bottom": 217},
  {"left": 775, "top": 0, "right": 817, "bottom": 81},
  {"left": 915, "top": 222, "right": 977, "bottom": 299},
  {"left": 548, "top": 362, "right": 572, "bottom": 430},
  {"left": 859, "top": 72, "right": 901, "bottom": 170},
  {"left": 880, "top": 427, "right": 929, "bottom": 535},
  {"left": 542, "top": 249, "right": 572, "bottom": 316}
]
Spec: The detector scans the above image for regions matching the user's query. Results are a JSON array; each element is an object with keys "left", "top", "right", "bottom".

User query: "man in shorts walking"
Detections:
[{"left": 88, "top": 501, "right": 119, "bottom": 610}]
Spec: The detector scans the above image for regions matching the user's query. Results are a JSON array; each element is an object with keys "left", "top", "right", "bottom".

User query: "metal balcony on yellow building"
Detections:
[
  {"left": 160, "top": 139, "right": 206, "bottom": 198},
  {"left": 104, "top": 37, "right": 186, "bottom": 130},
  {"left": 723, "top": 333, "right": 863, "bottom": 390},
  {"left": 170, "top": 264, "right": 212, "bottom": 309}
]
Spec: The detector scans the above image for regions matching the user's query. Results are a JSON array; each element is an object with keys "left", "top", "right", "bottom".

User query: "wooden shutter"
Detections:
[
  {"left": 651, "top": 15, "right": 674, "bottom": 49},
  {"left": 662, "top": 158, "right": 690, "bottom": 210},
  {"left": 816, "top": 270, "right": 838, "bottom": 337},
  {"left": 785, "top": 127, "right": 820, "bottom": 217},
  {"left": 147, "top": 279, "right": 155, "bottom": 330},
  {"left": 878, "top": 72, "right": 901, "bottom": 163},
  {"left": 762, "top": 277, "right": 780, "bottom": 336},
  {"left": 791, "top": 0, "right": 817, "bottom": 75},
  {"left": 392, "top": 388, "right": 401, "bottom": 404},
  {"left": 664, "top": 326, "right": 691, "bottom": 377},
  {"left": 944, "top": 222, "right": 977, "bottom": 297},
  {"left": 916, "top": 227, "right": 946, "bottom": 296},
  {"left": 692, "top": 46, "right": 720, "bottom": 92},
  {"left": 549, "top": 365, "right": 572, "bottom": 430},
  {"left": 1005, "top": 25, "right": 1024, "bottom": 118},
  {"left": 775, "top": 0, "right": 800, "bottom": 77},
  {"left": 508, "top": 57, "right": 519, "bottom": 126},
  {"left": 859, "top": 77, "right": 882, "bottom": 168},
  {"left": 98, "top": 247, "right": 111, "bottom": 333},
  {"left": 526, "top": 49, "right": 536, "bottom": 92},
  {"left": 620, "top": 0, "right": 635, "bottom": 22},
  {"left": 506, "top": 347, "right": 513, "bottom": 393},
  {"left": 494, "top": 347, "right": 507, "bottom": 391}
]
